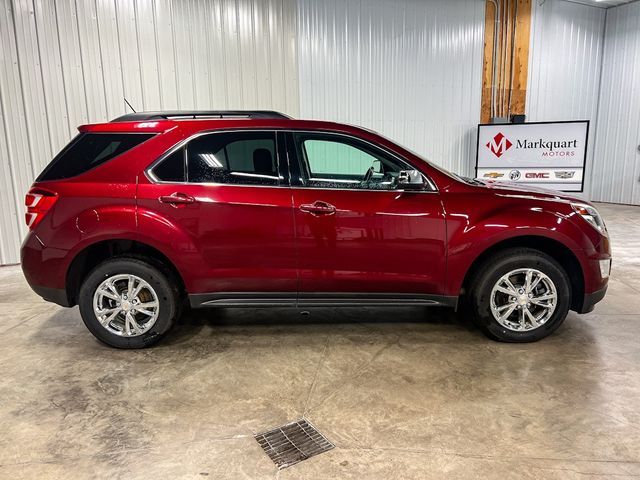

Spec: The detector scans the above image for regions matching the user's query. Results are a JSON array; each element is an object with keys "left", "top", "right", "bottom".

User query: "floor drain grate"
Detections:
[{"left": 255, "top": 419, "right": 334, "bottom": 469}]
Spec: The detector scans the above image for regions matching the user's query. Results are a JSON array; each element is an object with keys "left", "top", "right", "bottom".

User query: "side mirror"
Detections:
[{"left": 397, "top": 170, "right": 425, "bottom": 190}]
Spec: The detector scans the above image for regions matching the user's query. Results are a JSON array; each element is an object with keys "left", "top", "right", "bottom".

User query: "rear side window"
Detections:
[
  {"left": 37, "top": 133, "right": 155, "bottom": 181},
  {"left": 150, "top": 131, "right": 280, "bottom": 186},
  {"left": 187, "top": 131, "right": 279, "bottom": 185},
  {"left": 152, "top": 149, "right": 185, "bottom": 182}
]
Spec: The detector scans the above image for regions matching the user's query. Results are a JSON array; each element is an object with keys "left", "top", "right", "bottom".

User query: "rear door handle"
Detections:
[
  {"left": 299, "top": 201, "right": 336, "bottom": 216},
  {"left": 158, "top": 192, "right": 196, "bottom": 205}
]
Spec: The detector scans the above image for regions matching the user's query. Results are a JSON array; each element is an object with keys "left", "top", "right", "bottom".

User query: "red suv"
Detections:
[{"left": 21, "top": 111, "right": 611, "bottom": 348}]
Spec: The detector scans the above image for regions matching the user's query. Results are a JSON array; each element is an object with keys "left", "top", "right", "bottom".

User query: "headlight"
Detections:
[{"left": 572, "top": 203, "right": 608, "bottom": 235}]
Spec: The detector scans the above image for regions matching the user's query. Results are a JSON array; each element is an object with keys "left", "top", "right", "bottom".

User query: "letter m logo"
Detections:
[{"left": 486, "top": 132, "right": 513, "bottom": 158}]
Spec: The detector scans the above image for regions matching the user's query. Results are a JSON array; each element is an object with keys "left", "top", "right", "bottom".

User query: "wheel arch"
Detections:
[
  {"left": 459, "top": 235, "right": 584, "bottom": 312},
  {"left": 66, "top": 239, "right": 186, "bottom": 306}
]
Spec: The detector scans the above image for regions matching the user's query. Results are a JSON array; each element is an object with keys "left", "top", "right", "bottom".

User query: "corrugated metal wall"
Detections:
[
  {"left": 296, "top": 0, "right": 486, "bottom": 176},
  {"left": 3, "top": 0, "right": 636, "bottom": 265},
  {"left": 0, "top": 0, "right": 299, "bottom": 265},
  {"left": 591, "top": 1, "right": 640, "bottom": 205},
  {"left": 526, "top": 0, "right": 606, "bottom": 199}
]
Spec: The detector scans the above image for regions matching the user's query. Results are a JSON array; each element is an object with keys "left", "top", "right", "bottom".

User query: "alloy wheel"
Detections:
[
  {"left": 92, "top": 274, "right": 160, "bottom": 337},
  {"left": 489, "top": 268, "right": 557, "bottom": 331}
]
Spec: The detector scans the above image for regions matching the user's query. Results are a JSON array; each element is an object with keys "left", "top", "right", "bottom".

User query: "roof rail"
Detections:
[{"left": 111, "top": 110, "right": 291, "bottom": 122}]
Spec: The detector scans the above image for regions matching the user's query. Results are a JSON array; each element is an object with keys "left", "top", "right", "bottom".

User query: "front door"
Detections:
[
  {"left": 137, "top": 130, "right": 297, "bottom": 301},
  {"left": 286, "top": 131, "right": 447, "bottom": 304}
]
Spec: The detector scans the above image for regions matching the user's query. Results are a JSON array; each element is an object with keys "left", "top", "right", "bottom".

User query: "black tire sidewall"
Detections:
[
  {"left": 78, "top": 258, "right": 178, "bottom": 348},
  {"left": 472, "top": 250, "right": 571, "bottom": 342}
]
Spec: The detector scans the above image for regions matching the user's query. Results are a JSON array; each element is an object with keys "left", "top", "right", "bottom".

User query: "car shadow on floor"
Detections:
[{"left": 162, "top": 305, "right": 481, "bottom": 345}]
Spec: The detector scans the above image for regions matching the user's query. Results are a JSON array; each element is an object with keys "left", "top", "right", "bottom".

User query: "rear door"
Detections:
[
  {"left": 286, "top": 131, "right": 447, "bottom": 303},
  {"left": 137, "top": 130, "right": 297, "bottom": 302}
]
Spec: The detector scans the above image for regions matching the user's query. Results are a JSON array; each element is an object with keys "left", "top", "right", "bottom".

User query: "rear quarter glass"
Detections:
[{"left": 36, "top": 132, "right": 156, "bottom": 181}]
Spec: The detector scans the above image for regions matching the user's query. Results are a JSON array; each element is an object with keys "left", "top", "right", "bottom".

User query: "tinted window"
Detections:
[
  {"left": 152, "top": 149, "right": 185, "bottom": 182},
  {"left": 293, "top": 133, "right": 409, "bottom": 190},
  {"left": 186, "top": 131, "right": 279, "bottom": 185},
  {"left": 37, "top": 133, "right": 155, "bottom": 181}
]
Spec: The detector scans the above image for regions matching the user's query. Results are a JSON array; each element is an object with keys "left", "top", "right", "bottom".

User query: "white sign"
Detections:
[{"left": 476, "top": 121, "right": 589, "bottom": 192}]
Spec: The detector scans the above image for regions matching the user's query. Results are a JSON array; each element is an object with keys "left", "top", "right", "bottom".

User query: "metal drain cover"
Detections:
[{"left": 255, "top": 419, "right": 334, "bottom": 469}]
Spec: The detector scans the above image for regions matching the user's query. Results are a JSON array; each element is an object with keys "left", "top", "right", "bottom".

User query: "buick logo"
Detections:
[
  {"left": 486, "top": 132, "right": 513, "bottom": 158},
  {"left": 509, "top": 170, "right": 521, "bottom": 181}
]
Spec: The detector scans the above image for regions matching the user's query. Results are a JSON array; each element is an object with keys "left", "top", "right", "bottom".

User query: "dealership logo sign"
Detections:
[
  {"left": 486, "top": 133, "right": 580, "bottom": 159},
  {"left": 476, "top": 121, "right": 587, "bottom": 193},
  {"left": 486, "top": 132, "right": 513, "bottom": 158}
]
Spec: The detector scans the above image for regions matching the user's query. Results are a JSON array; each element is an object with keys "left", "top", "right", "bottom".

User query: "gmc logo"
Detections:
[{"left": 525, "top": 172, "right": 549, "bottom": 179}]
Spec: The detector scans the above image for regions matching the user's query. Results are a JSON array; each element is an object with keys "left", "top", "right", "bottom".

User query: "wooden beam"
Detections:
[
  {"left": 481, "top": 1, "right": 496, "bottom": 124},
  {"left": 480, "top": 0, "right": 531, "bottom": 123},
  {"left": 510, "top": 0, "right": 531, "bottom": 116}
]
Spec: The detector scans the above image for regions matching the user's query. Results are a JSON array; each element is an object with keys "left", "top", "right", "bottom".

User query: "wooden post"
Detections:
[{"left": 480, "top": 0, "right": 531, "bottom": 124}]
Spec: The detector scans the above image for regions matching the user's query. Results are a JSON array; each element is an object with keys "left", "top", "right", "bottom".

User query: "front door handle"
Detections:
[
  {"left": 159, "top": 192, "right": 196, "bottom": 206},
  {"left": 299, "top": 201, "right": 336, "bottom": 216}
]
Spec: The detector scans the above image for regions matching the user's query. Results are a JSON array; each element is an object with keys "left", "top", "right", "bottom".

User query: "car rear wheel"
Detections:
[
  {"left": 469, "top": 248, "right": 571, "bottom": 342},
  {"left": 78, "top": 257, "right": 180, "bottom": 348}
]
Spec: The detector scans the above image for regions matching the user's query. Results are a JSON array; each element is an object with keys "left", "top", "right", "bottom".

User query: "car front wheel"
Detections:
[
  {"left": 469, "top": 248, "right": 571, "bottom": 342},
  {"left": 78, "top": 257, "right": 180, "bottom": 348}
]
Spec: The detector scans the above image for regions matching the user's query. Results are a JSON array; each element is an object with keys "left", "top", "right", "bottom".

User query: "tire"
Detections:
[
  {"left": 78, "top": 257, "right": 180, "bottom": 348},
  {"left": 469, "top": 248, "right": 571, "bottom": 342}
]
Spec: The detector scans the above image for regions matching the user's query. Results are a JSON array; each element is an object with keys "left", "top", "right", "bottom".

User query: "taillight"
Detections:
[{"left": 25, "top": 188, "right": 57, "bottom": 230}]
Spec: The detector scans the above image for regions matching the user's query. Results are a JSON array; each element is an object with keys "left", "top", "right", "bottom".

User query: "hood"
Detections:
[{"left": 480, "top": 180, "right": 587, "bottom": 205}]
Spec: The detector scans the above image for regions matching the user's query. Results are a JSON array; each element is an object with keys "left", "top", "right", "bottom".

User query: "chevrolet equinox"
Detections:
[{"left": 21, "top": 111, "right": 611, "bottom": 348}]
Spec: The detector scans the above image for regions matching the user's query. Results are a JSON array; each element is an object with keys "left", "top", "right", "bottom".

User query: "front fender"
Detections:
[{"left": 443, "top": 195, "right": 594, "bottom": 296}]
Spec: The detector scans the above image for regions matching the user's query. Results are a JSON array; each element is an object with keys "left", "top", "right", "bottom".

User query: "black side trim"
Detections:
[
  {"left": 31, "top": 285, "right": 72, "bottom": 307},
  {"left": 578, "top": 283, "right": 608, "bottom": 314},
  {"left": 190, "top": 293, "right": 296, "bottom": 308},
  {"left": 189, "top": 292, "right": 458, "bottom": 309}
]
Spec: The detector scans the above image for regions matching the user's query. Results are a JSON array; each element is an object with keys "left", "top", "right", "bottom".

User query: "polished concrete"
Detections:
[{"left": 1, "top": 203, "right": 640, "bottom": 479}]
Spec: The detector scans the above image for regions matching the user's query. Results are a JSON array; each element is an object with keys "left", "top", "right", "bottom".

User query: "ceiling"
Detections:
[{"left": 559, "top": 0, "right": 638, "bottom": 8}]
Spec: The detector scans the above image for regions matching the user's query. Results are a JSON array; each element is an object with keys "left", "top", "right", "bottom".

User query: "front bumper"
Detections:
[{"left": 580, "top": 284, "right": 608, "bottom": 314}]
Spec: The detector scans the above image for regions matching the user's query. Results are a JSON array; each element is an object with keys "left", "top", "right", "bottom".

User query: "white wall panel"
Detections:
[
  {"left": 0, "top": 0, "right": 299, "bottom": 265},
  {"left": 591, "top": 1, "right": 640, "bottom": 205},
  {"left": 296, "top": 0, "right": 485, "bottom": 176},
  {"left": 526, "top": 0, "right": 605, "bottom": 200}
]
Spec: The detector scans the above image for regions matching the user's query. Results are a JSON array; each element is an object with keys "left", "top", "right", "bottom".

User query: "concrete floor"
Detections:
[{"left": 1, "top": 203, "right": 640, "bottom": 479}]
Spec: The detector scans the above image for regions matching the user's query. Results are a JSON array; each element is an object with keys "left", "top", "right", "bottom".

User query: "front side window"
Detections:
[
  {"left": 150, "top": 131, "right": 280, "bottom": 186},
  {"left": 293, "top": 132, "right": 411, "bottom": 190}
]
